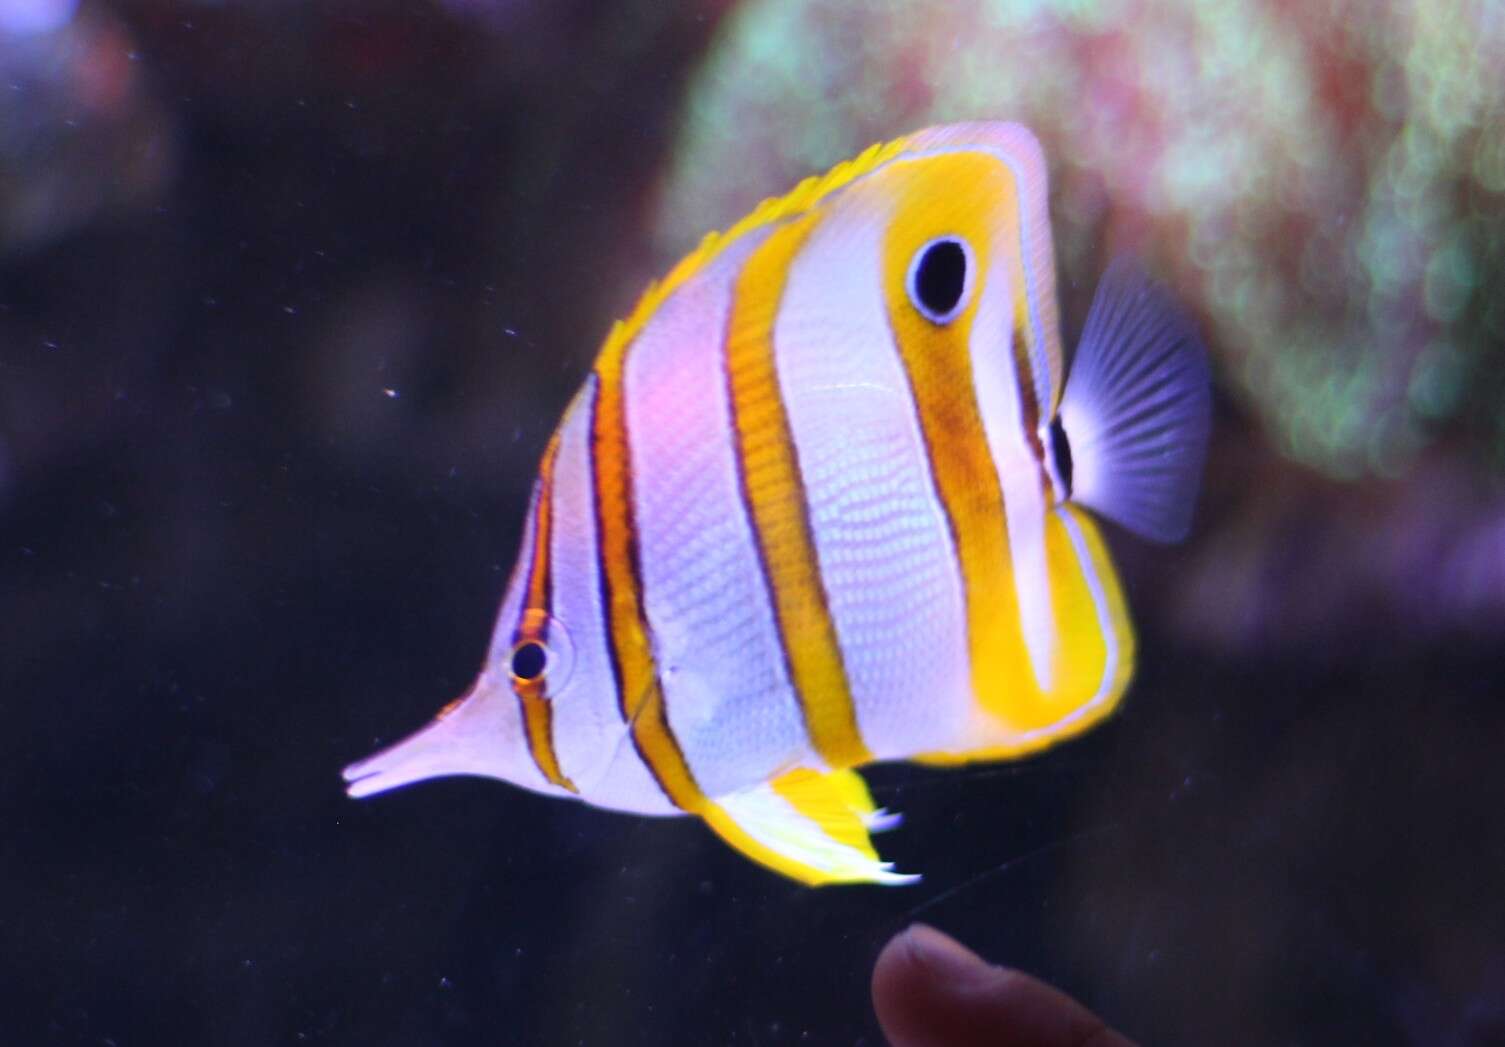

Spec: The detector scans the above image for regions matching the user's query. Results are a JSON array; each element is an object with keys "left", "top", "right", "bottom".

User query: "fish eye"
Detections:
[
  {"left": 506, "top": 613, "right": 577, "bottom": 693},
  {"left": 906, "top": 237, "right": 973, "bottom": 324},
  {"left": 510, "top": 640, "right": 548, "bottom": 682}
]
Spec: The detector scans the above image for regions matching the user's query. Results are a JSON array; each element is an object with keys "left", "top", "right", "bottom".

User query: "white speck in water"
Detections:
[{"left": 382, "top": 388, "right": 399, "bottom": 399}]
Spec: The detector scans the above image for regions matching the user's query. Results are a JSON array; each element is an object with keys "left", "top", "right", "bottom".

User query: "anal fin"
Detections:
[{"left": 701, "top": 768, "right": 917, "bottom": 886}]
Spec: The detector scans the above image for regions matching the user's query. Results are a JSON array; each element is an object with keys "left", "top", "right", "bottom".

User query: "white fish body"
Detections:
[{"left": 343, "top": 122, "right": 1211, "bottom": 885}]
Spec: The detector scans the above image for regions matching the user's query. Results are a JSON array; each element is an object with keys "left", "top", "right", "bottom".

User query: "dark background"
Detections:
[{"left": 3, "top": 2, "right": 1504, "bottom": 1045}]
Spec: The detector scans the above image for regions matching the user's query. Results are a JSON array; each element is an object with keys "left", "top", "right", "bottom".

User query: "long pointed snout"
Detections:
[
  {"left": 342, "top": 679, "right": 524, "bottom": 799},
  {"left": 343, "top": 710, "right": 464, "bottom": 799}
]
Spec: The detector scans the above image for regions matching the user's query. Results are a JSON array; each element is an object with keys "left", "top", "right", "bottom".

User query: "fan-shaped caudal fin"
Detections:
[
  {"left": 1059, "top": 259, "right": 1212, "bottom": 544},
  {"left": 702, "top": 768, "right": 918, "bottom": 886}
]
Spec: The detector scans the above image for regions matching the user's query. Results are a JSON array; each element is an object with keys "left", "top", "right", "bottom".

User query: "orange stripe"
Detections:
[
  {"left": 510, "top": 434, "right": 578, "bottom": 793},
  {"left": 874, "top": 154, "right": 1060, "bottom": 731},
  {"left": 520, "top": 433, "right": 560, "bottom": 615},
  {"left": 590, "top": 330, "right": 704, "bottom": 812},
  {"left": 561, "top": 132, "right": 919, "bottom": 801},
  {"left": 519, "top": 688, "right": 572, "bottom": 789},
  {"left": 725, "top": 216, "right": 872, "bottom": 770}
]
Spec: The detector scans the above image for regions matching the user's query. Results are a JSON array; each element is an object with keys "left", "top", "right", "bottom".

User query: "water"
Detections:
[{"left": 4, "top": 3, "right": 1504, "bottom": 1044}]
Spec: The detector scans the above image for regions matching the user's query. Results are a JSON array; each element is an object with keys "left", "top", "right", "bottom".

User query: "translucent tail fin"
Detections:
[{"left": 1058, "top": 260, "right": 1212, "bottom": 544}]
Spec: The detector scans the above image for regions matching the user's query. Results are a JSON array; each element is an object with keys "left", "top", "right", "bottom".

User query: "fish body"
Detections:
[{"left": 343, "top": 122, "right": 1211, "bottom": 885}]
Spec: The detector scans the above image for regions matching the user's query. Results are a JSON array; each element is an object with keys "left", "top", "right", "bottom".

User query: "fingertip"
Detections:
[
  {"left": 871, "top": 924, "right": 1135, "bottom": 1047},
  {"left": 872, "top": 924, "right": 1005, "bottom": 1046},
  {"left": 900, "top": 923, "right": 994, "bottom": 984}
]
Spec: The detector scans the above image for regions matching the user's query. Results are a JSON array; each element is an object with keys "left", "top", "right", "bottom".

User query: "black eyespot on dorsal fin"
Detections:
[{"left": 907, "top": 237, "right": 972, "bottom": 323}]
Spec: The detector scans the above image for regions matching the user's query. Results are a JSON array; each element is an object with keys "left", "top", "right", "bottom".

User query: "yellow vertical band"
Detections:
[
  {"left": 725, "top": 215, "right": 873, "bottom": 770},
  {"left": 874, "top": 154, "right": 1059, "bottom": 730},
  {"left": 511, "top": 435, "right": 578, "bottom": 793},
  {"left": 918, "top": 507, "right": 1131, "bottom": 764},
  {"left": 561, "top": 131, "right": 918, "bottom": 797},
  {"left": 519, "top": 689, "right": 572, "bottom": 790},
  {"left": 519, "top": 432, "right": 561, "bottom": 617},
  {"left": 590, "top": 325, "right": 705, "bottom": 812}
]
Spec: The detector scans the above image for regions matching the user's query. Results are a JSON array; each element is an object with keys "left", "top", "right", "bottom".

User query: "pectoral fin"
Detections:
[{"left": 701, "top": 768, "right": 917, "bottom": 886}]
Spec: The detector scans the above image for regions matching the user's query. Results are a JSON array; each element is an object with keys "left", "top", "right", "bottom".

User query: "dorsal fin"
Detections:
[{"left": 596, "top": 134, "right": 916, "bottom": 367}]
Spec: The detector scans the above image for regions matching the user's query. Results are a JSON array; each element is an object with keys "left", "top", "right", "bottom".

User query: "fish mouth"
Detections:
[
  {"left": 341, "top": 746, "right": 423, "bottom": 800},
  {"left": 341, "top": 760, "right": 394, "bottom": 799}
]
